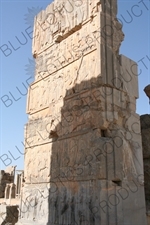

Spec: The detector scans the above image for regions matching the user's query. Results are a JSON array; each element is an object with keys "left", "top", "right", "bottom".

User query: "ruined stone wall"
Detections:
[
  {"left": 17, "top": 0, "right": 147, "bottom": 224},
  {"left": 0, "top": 170, "right": 14, "bottom": 198}
]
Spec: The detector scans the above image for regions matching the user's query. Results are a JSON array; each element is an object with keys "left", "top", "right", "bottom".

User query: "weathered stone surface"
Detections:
[
  {"left": 0, "top": 205, "right": 18, "bottom": 225},
  {"left": 32, "top": 0, "right": 101, "bottom": 56},
  {"left": 17, "top": 0, "right": 147, "bottom": 224},
  {"left": 120, "top": 55, "right": 139, "bottom": 99},
  {"left": 140, "top": 114, "right": 150, "bottom": 216},
  {"left": 0, "top": 170, "right": 14, "bottom": 198},
  {"left": 18, "top": 180, "right": 146, "bottom": 225}
]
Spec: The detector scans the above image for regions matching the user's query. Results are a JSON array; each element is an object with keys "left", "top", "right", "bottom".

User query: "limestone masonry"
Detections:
[{"left": 3, "top": 0, "right": 149, "bottom": 224}]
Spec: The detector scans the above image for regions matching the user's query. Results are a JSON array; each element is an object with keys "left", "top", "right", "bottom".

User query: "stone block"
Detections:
[
  {"left": 120, "top": 54, "right": 139, "bottom": 99},
  {"left": 17, "top": 0, "right": 148, "bottom": 224}
]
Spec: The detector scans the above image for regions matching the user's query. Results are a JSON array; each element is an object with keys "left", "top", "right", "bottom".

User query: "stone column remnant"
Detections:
[
  {"left": 140, "top": 114, "right": 150, "bottom": 224},
  {"left": 0, "top": 169, "right": 14, "bottom": 198},
  {"left": 17, "top": 0, "right": 147, "bottom": 224},
  {"left": 144, "top": 84, "right": 150, "bottom": 104}
]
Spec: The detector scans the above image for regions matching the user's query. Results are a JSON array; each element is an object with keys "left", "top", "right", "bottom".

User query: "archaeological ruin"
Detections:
[
  {"left": 0, "top": 0, "right": 150, "bottom": 224},
  {"left": 0, "top": 166, "right": 23, "bottom": 225}
]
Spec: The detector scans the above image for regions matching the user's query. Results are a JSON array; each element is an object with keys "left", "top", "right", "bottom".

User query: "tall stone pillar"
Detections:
[{"left": 17, "top": 0, "right": 147, "bottom": 224}]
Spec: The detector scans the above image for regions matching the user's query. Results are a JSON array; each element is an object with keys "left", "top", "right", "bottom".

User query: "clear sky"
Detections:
[{"left": 0, "top": 0, "right": 150, "bottom": 170}]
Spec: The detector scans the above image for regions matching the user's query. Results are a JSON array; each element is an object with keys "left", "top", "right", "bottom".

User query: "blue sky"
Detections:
[{"left": 0, "top": 0, "right": 150, "bottom": 170}]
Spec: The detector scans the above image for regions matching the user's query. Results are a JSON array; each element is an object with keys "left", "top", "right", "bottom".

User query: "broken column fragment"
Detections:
[
  {"left": 17, "top": 0, "right": 147, "bottom": 224},
  {"left": 0, "top": 168, "right": 14, "bottom": 198},
  {"left": 144, "top": 84, "right": 150, "bottom": 104}
]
